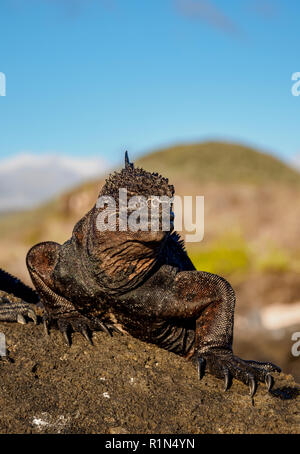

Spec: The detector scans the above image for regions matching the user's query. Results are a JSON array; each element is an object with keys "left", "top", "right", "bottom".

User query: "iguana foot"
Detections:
[
  {"left": 195, "top": 349, "right": 281, "bottom": 397},
  {"left": 43, "top": 312, "right": 114, "bottom": 346},
  {"left": 0, "top": 292, "right": 37, "bottom": 325}
]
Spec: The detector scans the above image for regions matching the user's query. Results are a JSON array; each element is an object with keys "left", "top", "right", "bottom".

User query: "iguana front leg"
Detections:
[
  {"left": 26, "top": 241, "right": 115, "bottom": 345},
  {"left": 122, "top": 266, "right": 281, "bottom": 396},
  {"left": 0, "top": 272, "right": 92, "bottom": 346},
  {"left": 173, "top": 270, "right": 281, "bottom": 395}
]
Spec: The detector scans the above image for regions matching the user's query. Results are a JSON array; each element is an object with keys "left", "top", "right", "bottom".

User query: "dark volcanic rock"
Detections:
[{"left": 0, "top": 322, "right": 299, "bottom": 434}]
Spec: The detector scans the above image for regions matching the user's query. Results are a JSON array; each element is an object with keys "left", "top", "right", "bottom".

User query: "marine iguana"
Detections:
[{"left": 0, "top": 152, "right": 281, "bottom": 396}]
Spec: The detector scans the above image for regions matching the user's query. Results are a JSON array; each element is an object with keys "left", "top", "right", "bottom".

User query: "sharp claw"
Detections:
[
  {"left": 224, "top": 368, "right": 230, "bottom": 391},
  {"left": 265, "top": 373, "right": 274, "bottom": 392},
  {"left": 81, "top": 327, "right": 93, "bottom": 345},
  {"left": 100, "top": 322, "right": 112, "bottom": 337},
  {"left": 43, "top": 319, "right": 49, "bottom": 336},
  {"left": 249, "top": 376, "right": 257, "bottom": 398},
  {"left": 197, "top": 357, "right": 206, "bottom": 380},
  {"left": 63, "top": 331, "right": 71, "bottom": 347},
  {"left": 110, "top": 325, "right": 123, "bottom": 335},
  {"left": 28, "top": 309, "right": 37, "bottom": 325},
  {"left": 58, "top": 324, "right": 71, "bottom": 347},
  {"left": 17, "top": 314, "right": 26, "bottom": 325}
]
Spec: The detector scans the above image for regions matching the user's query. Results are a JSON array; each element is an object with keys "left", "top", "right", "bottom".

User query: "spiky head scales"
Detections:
[{"left": 100, "top": 159, "right": 174, "bottom": 201}]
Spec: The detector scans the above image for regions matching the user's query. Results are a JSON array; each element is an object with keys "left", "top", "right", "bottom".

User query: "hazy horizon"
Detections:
[{"left": 0, "top": 138, "right": 299, "bottom": 212}]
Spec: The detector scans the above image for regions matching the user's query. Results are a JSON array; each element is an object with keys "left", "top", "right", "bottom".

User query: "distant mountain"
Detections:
[{"left": 0, "top": 153, "right": 108, "bottom": 212}]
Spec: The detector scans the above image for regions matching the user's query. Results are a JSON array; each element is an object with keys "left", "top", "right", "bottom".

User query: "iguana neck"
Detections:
[
  {"left": 72, "top": 211, "right": 166, "bottom": 295},
  {"left": 87, "top": 238, "right": 163, "bottom": 294}
]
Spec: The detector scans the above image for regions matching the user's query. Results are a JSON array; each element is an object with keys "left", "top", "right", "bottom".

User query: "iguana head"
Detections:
[
  {"left": 85, "top": 152, "right": 176, "bottom": 292},
  {"left": 98, "top": 151, "right": 175, "bottom": 242}
]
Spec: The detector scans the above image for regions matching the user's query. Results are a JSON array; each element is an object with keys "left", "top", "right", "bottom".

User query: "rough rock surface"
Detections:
[{"left": 0, "top": 322, "right": 299, "bottom": 434}]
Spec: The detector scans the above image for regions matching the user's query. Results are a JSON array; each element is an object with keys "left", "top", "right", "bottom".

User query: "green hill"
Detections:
[{"left": 136, "top": 142, "right": 300, "bottom": 185}]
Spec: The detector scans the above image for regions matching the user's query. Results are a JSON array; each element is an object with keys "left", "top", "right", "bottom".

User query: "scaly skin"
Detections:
[{"left": 0, "top": 152, "right": 281, "bottom": 396}]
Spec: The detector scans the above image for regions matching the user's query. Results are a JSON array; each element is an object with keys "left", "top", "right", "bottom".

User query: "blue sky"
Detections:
[{"left": 0, "top": 0, "right": 299, "bottom": 167}]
